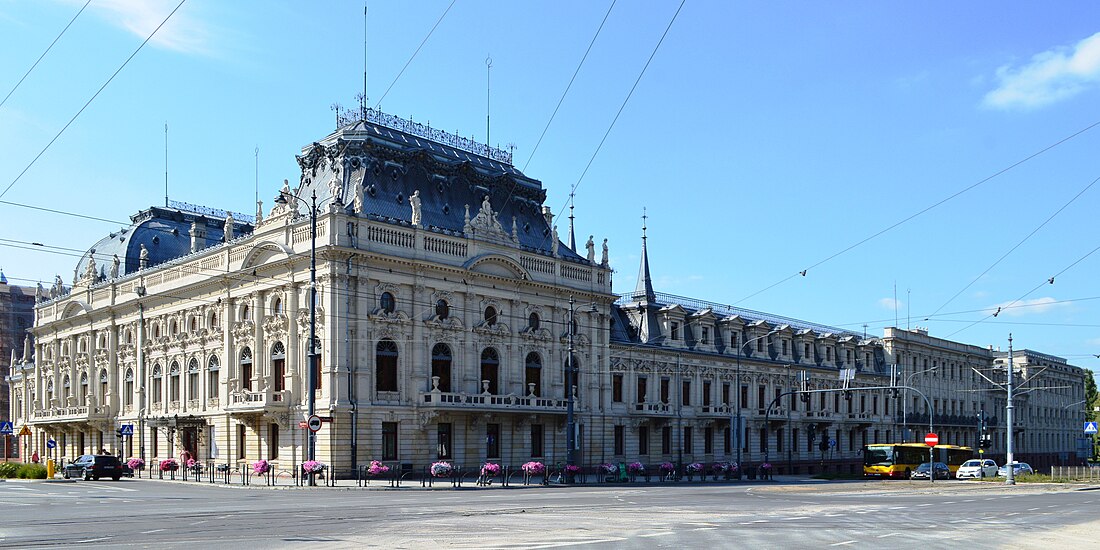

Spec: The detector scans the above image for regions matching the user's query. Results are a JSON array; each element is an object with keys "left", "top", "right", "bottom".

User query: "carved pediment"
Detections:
[
  {"left": 520, "top": 326, "right": 553, "bottom": 341},
  {"left": 463, "top": 197, "right": 514, "bottom": 245},
  {"left": 263, "top": 314, "right": 289, "bottom": 335},
  {"left": 232, "top": 320, "right": 255, "bottom": 341},
  {"left": 424, "top": 315, "right": 464, "bottom": 331},
  {"left": 473, "top": 322, "right": 510, "bottom": 338},
  {"left": 369, "top": 309, "right": 412, "bottom": 324},
  {"left": 559, "top": 332, "right": 591, "bottom": 347}
]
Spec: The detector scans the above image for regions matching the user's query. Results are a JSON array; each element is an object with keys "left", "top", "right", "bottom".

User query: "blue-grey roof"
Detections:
[
  {"left": 295, "top": 117, "right": 584, "bottom": 261},
  {"left": 75, "top": 206, "right": 253, "bottom": 281}
]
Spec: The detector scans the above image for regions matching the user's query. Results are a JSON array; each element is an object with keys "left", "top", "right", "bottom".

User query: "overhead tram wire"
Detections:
[
  {"left": 945, "top": 240, "right": 1100, "bottom": 339},
  {"left": 373, "top": 0, "right": 456, "bottom": 109},
  {"left": 0, "top": 0, "right": 187, "bottom": 201},
  {"left": 0, "top": 0, "right": 91, "bottom": 111},
  {"left": 548, "top": 0, "right": 685, "bottom": 232},
  {"left": 926, "top": 172, "right": 1100, "bottom": 320},
  {"left": 733, "top": 118, "right": 1100, "bottom": 307},
  {"left": 830, "top": 294, "right": 1100, "bottom": 330}
]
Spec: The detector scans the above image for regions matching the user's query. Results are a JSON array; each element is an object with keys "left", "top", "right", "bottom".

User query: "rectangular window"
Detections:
[
  {"left": 242, "top": 363, "right": 252, "bottom": 391},
  {"left": 639, "top": 426, "right": 650, "bottom": 455},
  {"left": 703, "top": 381, "right": 712, "bottom": 407},
  {"left": 269, "top": 424, "right": 279, "bottom": 460},
  {"left": 731, "top": 332, "right": 739, "bottom": 350},
  {"left": 701, "top": 327, "right": 709, "bottom": 344},
  {"left": 612, "top": 374, "right": 624, "bottom": 403},
  {"left": 860, "top": 395, "right": 867, "bottom": 413},
  {"left": 682, "top": 381, "right": 691, "bottom": 406},
  {"left": 437, "top": 423, "right": 452, "bottom": 459},
  {"left": 793, "top": 428, "right": 800, "bottom": 453},
  {"left": 721, "top": 383, "right": 730, "bottom": 406},
  {"left": 660, "top": 378, "right": 670, "bottom": 404},
  {"left": 758, "top": 385, "right": 766, "bottom": 409},
  {"left": 273, "top": 358, "right": 285, "bottom": 392},
  {"left": 531, "top": 424, "right": 544, "bottom": 458},
  {"left": 236, "top": 424, "right": 246, "bottom": 460},
  {"left": 684, "top": 427, "right": 693, "bottom": 454},
  {"left": 756, "top": 338, "right": 764, "bottom": 352},
  {"left": 382, "top": 422, "right": 398, "bottom": 460},
  {"left": 613, "top": 425, "right": 624, "bottom": 456},
  {"left": 826, "top": 347, "right": 832, "bottom": 361},
  {"left": 776, "top": 428, "right": 783, "bottom": 452},
  {"left": 805, "top": 343, "right": 811, "bottom": 358},
  {"left": 873, "top": 395, "right": 878, "bottom": 415},
  {"left": 671, "top": 322, "right": 679, "bottom": 340},
  {"left": 637, "top": 377, "right": 648, "bottom": 403},
  {"left": 759, "top": 428, "right": 767, "bottom": 452},
  {"left": 208, "top": 370, "right": 219, "bottom": 399},
  {"left": 150, "top": 431, "right": 158, "bottom": 459},
  {"left": 704, "top": 426, "right": 713, "bottom": 454},
  {"left": 661, "top": 426, "right": 672, "bottom": 454},
  {"left": 487, "top": 423, "right": 501, "bottom": 459},
  {"left": 782, "top": 339, "right": 788, "bottom": 355},
  {"left": 723, "top": 427, "right": 731, "bottom": 454}
]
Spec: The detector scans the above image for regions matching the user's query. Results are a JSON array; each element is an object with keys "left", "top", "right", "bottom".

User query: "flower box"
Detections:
[
  {"left": 159, "top": 459, "right": 179, "bottom": 472},
  {"left": 480, "top": 462, "right": 501, "bottom": 477},
  {"left": 302, "top": 460, "right": 326, "bottom": 474},
  {"left": 252, "top": 460, "right": 271, "bottom": 475},
  {"left": 430, "top": 461, "right": 453, "bottom": 478},
  {"left": 126, "top": 458, "right": 145, "bottom": 471},
  {"left": 521, "top": 461, "right": 545, "bottom": 475},
  {"left": 367, "top": 460, "right": 390, "bottom": 476}
]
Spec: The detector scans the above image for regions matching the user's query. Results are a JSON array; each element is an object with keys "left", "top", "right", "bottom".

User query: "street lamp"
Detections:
[
  {"left": 899, "top": 365, "right": 938, "bottom": 442},
  {"left": 565, "top": 296, "right": 598, "bottom": 480},
  {"left": 734, "top": 330, "right": 780, "bottom": 471}
]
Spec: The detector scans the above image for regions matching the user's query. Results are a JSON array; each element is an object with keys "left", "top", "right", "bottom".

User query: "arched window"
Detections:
[
  {"left": 79, "top": 372, "right": 89, "bottom": 405},
  {"left": 124, "top": 368, "right": 134, "bottom": 406},
  {"left": 98, "top": 369, "right": 108, "bottom": 403},
  {"left": 169, "top": 361, "right": 181, "bottom": 402},
  {"left": 209, "top": 312, "right": 218, "bottom": 329},
  {"left": 525, "top": 352, "right": 542, "bottom": 396},
  {"left": 170, "top": 320, "right": 178, "bottom": 336},
  {"left": 271, "top": 342, "right": 286, "bottom": 393},
  {"left": 187, "top": 359, "right": 200, "bottom": 400},
  {"left": 272, "top": 297, "right": 283, "bottom": 315},
  {"left": 240, "top": 304, "right": 251, "bottom": 322},
  {"left": 435, "top": 299, "right": 450, "bottom": 320},
  {"left": 431, "top": 343, "right": 452, "bottom": 392},
  {"left": 189, "top": 317, "right": 198, "bottom": 332},
  {"left": 207, "top": 356, "right": 220, "bottom": 399},
  {"left": 240, "top": 348, "right": 253, "bottom": 391},
  {"left": 124, "top": 329, "right": 133, "bottom": 344},
  {"left": 484, "top": 306, "right": 498, "bottom": 326},
  {"left": 480, "top": 348, "right": 500, "bottom": 395},
  {"left": 528, "top": 312, "right": 540, "bottom": 330},
  {"left": 151, "top": 365, "right": 162, "bottom": 404},
  {"left": 380, "top": 292, "right": 395, "bottom": 313},
  {"left": 376, "top": 339, "right": 398, "bottom": 392},
  {"left": 152, "top": 323, "right": 161, "bottom": 339}
]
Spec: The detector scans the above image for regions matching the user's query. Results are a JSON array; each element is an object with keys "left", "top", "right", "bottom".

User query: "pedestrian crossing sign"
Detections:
[
  {"left": 0, "top": 421, "right": 12, "bottom": 434},
  {"left": 1085, "top": 422, "right": 1098, "bottom": 435}
]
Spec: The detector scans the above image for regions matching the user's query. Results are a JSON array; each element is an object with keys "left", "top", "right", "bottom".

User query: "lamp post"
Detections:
[
  {"left": 734, "top": 330, "right": 780, "bottom": 470},
  {"left": 564, "top": 297, "right": 597, "bottom": 479},
  {"left": 900, "top": 365, "right": 938, "bottom": 442},
  {"left": 1005, "top": 334, "right": 1016, "bottom": 485}
]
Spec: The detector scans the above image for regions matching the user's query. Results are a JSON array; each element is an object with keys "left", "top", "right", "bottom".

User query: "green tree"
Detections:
[{"left": 1086, "top": 370, "right": 1098, "bottom": 422}]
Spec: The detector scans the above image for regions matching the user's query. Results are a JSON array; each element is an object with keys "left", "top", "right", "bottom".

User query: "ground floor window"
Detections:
[
  {"left": 531, "top": 424, "right": 544, "bottom": 458},
  {"left": 382, "top": 422, "right": 398, "bottom": 460},
  {"left": 614, "top": 425, "right": 624, "bottom": 456},
  {"left": 237, "top": 424, "right": 246, "bottom": 460},
  {"left": 269, "top": 424, "right": 279, "bottom": 460},
  {"left": 661, "top": 426, "right": 672, "bottom": 455},
  {"left": 487, "top": 423, "right": 501, "bottom": 459},
  {"left": 437, "top": 423, "right": 452, "bottom": 459}
]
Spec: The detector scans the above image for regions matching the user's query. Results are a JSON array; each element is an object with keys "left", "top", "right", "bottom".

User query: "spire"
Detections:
[
  {"left": 567, "top": 192, "right": 577, "bottom": 252},
  {"left": 633, "top": 208, "right": 655, "bottom": 302},
  {"left": 0, "top": 268, "right": 7, "bottom": 285}
]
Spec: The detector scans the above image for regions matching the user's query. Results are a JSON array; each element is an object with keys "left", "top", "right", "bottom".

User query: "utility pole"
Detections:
[
  {"left": 1005, "top": 334, "right": 1016, "bottom": 485},
  {"left": 308, "top": 191, "right": 318, "bottom": 485},
  {"left": 565, "top": 296, "right": 576, "bottom": 478}
]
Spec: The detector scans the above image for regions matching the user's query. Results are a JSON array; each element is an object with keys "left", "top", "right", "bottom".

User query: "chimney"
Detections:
[{"left": 191, "top": 217, "right": 208, "bottom": 252}]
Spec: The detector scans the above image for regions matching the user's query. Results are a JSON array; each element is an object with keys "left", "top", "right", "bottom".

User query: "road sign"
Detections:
[
  {"left": 317, "top": 416, "right": 333, "bottom": 422},
  {"left": 17, "top": 425, "right": 31, "bottom": 437},
  {"left": 119, "top": 424, "right": 134, "bottom": 436},
  {"left": 46, "top": 439, "right": 57, "bottom": 449},
  {"left": 925, "top": 433, "right": 939, "bottom": 447},
  {"left": 828, "top": 438, "right": 836, "bottom": 448},
  {"left": 306, "top": 415, "right": 322, "bottom": 432},
  {"left": 0, "top": 421, "right": 12, "bottom": 434},
  {"left": 1084, "top": 422, "right": 1098, "bottom": 435}
]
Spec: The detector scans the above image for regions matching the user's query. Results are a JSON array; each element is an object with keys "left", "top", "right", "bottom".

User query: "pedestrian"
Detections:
[{"left": 31, "top": 451, "right": 40, "bottom": 463}]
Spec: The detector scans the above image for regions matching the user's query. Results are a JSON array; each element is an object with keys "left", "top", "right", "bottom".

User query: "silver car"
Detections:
[
  {"left": 956, "top": 459, "right": 998, "bottom": 479},
  {"left": 997, "top": 462, "right": 1034, "bottom": 477}
]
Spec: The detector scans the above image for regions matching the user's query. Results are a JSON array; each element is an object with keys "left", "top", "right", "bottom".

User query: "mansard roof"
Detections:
[
  {"left": 294, "top": 112, "right": 583, "bottom": 261},
  {"left": 74, "top": 205, "right": 254, "bottom": 282}
]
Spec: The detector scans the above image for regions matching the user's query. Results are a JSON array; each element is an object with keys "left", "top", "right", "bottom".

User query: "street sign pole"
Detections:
[{"left": 925, "top": 433, "right": 939, "bottom": 484}]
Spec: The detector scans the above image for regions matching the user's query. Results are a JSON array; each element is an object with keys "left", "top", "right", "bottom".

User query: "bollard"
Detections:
[{"left": 47, "top": 459, "right": 55, "bottom": 479}]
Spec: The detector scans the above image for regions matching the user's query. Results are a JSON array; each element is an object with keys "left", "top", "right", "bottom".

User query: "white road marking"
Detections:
[
  {"left": 1047, "top": 505, "right": 1058, "bottom": 508},
  {"left": 141, "top": 529, "right": 165, "bottom": 534},
  {"left": 523, "top": 538, "right": 627, "bottom": 548},
  {"left": 917, "top": 503, "right": 932, "bottom": 507},
  {"left": 189, "top": 520, "right": 207, "bottom": 526},
  {"left": 783, "top": 516, "right": 810, "bottom": 521},
  {"left": 830, "top": 541, "right": 857, "bottom": 546},
  {"left": 752, "top": 520, "right": 769, "bottom": 523},
  {"left": 888, "top": 506, "right": 905, "bottom": 510},
  {"left": 692, "top": 527, "right": 718, "bottom": 531},
  {"left": 638, "top": 532, "right": 674, "bottom": 538},
  {"left": 1027, "top": 508, "right": 1040, "bottom": 511},
  {"left": 76, "top": 537, "right": 111, "bottom": 543},
  {"left": 962, "top": 499, "right": 975, "bottom": 503},
  {"left": 949, "top": 519, "right": 967, "bottom": 523},
  {"left": 877, "top": 533, "right": 902, "bottom": 538}
]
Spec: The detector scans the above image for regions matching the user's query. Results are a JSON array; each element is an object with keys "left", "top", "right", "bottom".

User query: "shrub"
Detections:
[
  {"left": 0, "top": 462, "right": 19, "bottom": 478},
  {"left": 17, "top": 464, "right": 47, "bottom": 479}
]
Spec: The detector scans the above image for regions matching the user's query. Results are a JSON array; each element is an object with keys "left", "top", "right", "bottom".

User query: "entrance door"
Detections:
[{"left": 181, "top": 427, "right": 199, "bottom": 459}]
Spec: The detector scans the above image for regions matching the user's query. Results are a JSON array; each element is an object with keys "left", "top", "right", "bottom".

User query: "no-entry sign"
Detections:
[{"left": 925, "top": 433, "right": 939, "bottom": 447}]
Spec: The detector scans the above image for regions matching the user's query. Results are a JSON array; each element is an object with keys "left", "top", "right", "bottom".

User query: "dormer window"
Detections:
[
  {"left": 826, "top": 347, "right": 833, "bottom": 361},
  {"left": 756, "top": 338, "right": 764, "bottom": 353},
  {"left": 731, "top": 333, "right": 739, "bottom": 350},
  {"left": 701, "top": 327, "right": 709, "bottom": 345},
  {"left": 671, "top": 322, "right": 679, "bottom": 341},
  {"left": 782, "top": 340, "right": 788, "bottom": 355}
]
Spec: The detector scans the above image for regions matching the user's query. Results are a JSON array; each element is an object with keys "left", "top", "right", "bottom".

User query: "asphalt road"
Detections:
[{"left": 1, "top": 477, "right": 1097, "bottom": 549}]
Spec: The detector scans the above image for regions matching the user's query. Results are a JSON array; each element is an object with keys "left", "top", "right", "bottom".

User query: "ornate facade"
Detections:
[{"left": 5, "top": 109, "right": 1089, "bottom": 475}]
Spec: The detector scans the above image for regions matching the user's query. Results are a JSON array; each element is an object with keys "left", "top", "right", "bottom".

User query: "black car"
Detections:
[
  {"left": 63, "top": 454, "right": 123, "bottom": 481},
  {"left": 910, "top": 462, "right": 952, "bottom": 480}
]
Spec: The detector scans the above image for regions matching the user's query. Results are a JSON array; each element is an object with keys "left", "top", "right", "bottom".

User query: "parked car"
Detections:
[
  {"left": 910, "top": 462, "right": 952, "bottom": 480},
  {"left": 62, "top": 454, "right": 123, "bottom": 481},
  {"left": 956, "top": 459, "right": 998, "bottom": 479},
  {"left": 997, "top": 462, "right": 1034, "bottom": 477}
]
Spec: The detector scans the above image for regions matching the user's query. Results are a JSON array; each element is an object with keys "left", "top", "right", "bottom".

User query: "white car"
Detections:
[{"left": 956, "top": 459, "right": 998, "bottom": 479}]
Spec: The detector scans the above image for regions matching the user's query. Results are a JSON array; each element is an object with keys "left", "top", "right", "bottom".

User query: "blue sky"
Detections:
[{"left": 2, "top": 1, "right": 1099, "bottom": 380}]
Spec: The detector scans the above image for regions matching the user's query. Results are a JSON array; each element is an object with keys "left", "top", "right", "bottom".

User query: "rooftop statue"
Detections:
[
  {"left": 409, "top": 190, "right": 421, "bottom": 227},
  {"left": 110, "top": 254, "right": 120, "bottom": 279},
  {"left": 602, "top": 238, "right": 609, "bottom": 266},
  {"left": 139, "top": 243, "right": 149, "bottom": 269},
  {"left": 586, "top": 236, "right": 595, "bottom": 263}
]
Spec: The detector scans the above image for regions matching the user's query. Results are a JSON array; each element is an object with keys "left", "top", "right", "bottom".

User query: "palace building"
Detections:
[{"left": 6, "top": 107, "right": 1089, "bottom": 475}]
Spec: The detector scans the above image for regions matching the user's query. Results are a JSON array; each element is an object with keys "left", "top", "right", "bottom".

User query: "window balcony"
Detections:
[
  {"left": 419, "top": 391, "right": 567, "bottom": 413},
  {"left": 32, "top": 405, "right": 111, "bottom": 423},
  {"left": 632, "top": 401, "right": 673, "bottom": 415},
  {"left": 226, "top": 389, "right": 290, "bottom": 414},
  {"left": 699, "top": 404, "right": 732, "bottom": 416}
]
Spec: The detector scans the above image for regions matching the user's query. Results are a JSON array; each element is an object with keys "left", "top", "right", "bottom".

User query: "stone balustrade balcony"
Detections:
[
  {"left": 226, "top": 389, "right": 290, "bottom": 414},
  {"left": 419, "top": 390, "right": 568, "bottom": 413},
  {"left": 33, "top": 404, "right": 111, "bottom": 423}
]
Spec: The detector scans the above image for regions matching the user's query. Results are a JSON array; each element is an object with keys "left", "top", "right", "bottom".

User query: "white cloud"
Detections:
[
  {"left": 985, "top": 297, "right": 1068, "bottom": 317},
  {"left": 83, "top": 0, "right": 215, "bottom": 56},
  {"left": 983, "top": 31, "right": 1100, "bottom": 110},
  {"left": 878, "top": 297, "right": 903, "bottom": 311}
]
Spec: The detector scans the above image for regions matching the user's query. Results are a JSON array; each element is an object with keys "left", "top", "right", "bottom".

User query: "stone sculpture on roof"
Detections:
[
  {"left": 465, "top": 195, "right": 512, "bottom": 243},
  {"left": 84, "top": 254, "right": 97, "bottom": 282},
  {"left": 224, "top": 213, "right": 235, "bottom": 241},
  {"left": 551, "top": 226, "right": 560, "bottom": 257},
  {"left": 255, "top": 199, "right": 263, "bottom": 224},
  {"left": 602, "top": 238, "right": 609, "bottom": 266},
  {"left": 329, "top": 164, "right": 343, "bottom": 205},
  {"left": 110, "top": 254, "right": 120, "bottom": 279},
  {"left": 586, "top": 236, "right": 595, "bottom": 263},
  {"left": 409, "top": 190, "right": 421, "bottom": 227},
  {"left": 139, "top": 244, "right": 149, "bottom": 269}
]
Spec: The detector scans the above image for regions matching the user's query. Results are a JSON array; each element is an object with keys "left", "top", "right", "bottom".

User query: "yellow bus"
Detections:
[{"left": 863, "top": 443, "right": 974, "bottom": 479}]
